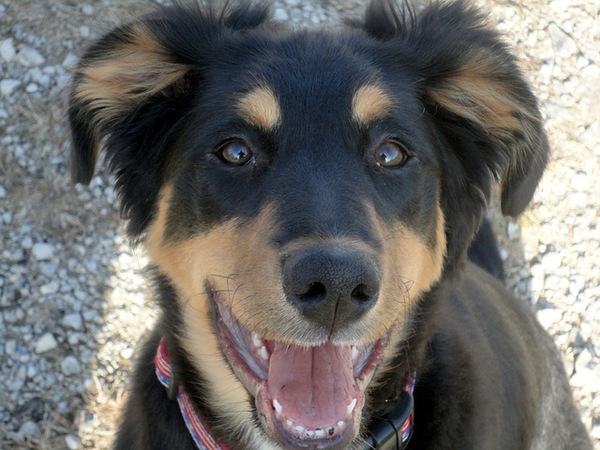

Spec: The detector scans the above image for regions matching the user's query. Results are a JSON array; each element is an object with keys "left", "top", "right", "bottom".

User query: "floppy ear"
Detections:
[
  {"left": 361, "top": 0, "right": 548, "bottom": 217},
  {"left": 68, "top": 20, "right": 192, "bottom": 184},
  {"left": 68, "top": 2, "right": 273, "bottom": 235},
  {"left": 417, "top": 3, "right": 549, "bottom": 218},
  {"left": 68, "top": 2, "right": 273, "bottom": 185}
]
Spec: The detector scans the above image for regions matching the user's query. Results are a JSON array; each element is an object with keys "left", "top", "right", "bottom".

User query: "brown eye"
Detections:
[
  {"left": 374, "top": 141, "right": 410, "bottom": 168},
  {"left": 218, "top": 141, "right": 254, "bottom": 166}
]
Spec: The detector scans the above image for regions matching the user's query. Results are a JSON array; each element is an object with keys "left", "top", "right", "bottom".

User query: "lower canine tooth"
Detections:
[
  {"left": 346, "top": 398, "right": 357, "bottom": 416},
  {"left": 251, "top": 332, "right": 263, "bottom": 348},
  {"left": 273, "top": 399, "right": 283, "bottom": 416},
  {"left": 351, "top": 345, "right": 359, "bottom": 361},
  {"left": 259, "top": 346, "right": 269, "bottom": 360}
]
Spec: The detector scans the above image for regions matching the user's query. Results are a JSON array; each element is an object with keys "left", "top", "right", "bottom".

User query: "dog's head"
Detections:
[{"left": 69, "top": 0, "right": 547, "bottom": 448}]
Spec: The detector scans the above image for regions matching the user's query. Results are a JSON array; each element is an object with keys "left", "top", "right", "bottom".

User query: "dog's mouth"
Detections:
[{"left": 212, "top": 290, "right": 386, "bottom": 448}]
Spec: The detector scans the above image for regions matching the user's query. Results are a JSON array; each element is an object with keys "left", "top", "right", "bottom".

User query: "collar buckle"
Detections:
[{"left": 361, "top": 389, "right": 415, "bottom": 449}]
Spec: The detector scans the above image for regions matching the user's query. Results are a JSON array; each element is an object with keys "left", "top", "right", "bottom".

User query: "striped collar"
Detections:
[
  {"left": 154, "top": 337, "right": 230, "bottom": 450},
  {"left": 155, "top": 336, "right": 415, "bottom": 450}
]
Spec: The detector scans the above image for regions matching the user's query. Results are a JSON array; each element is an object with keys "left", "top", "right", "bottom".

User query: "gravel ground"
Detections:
[{"left": 0, "top": 0, "right": 598, "bottom": 448}]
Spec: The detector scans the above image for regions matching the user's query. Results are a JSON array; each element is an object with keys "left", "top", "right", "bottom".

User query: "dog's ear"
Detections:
[
  {"left": 361, "top": 0, "right": 548, "bottom": 217},
  {"left": 68, "top": 2, "right": 273, "bottom": 185},
  {"left": 68, "top": 20, "right": 192, "bottom": 184},
  {"left": 68, "top": 3, "right": 272, "bottom": 236}
]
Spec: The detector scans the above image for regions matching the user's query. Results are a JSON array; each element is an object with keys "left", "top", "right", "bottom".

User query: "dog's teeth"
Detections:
[
  {"left": 286, "top": 419, "right": 293, "bottom": 427},
  {"left": 351, "top": 345, "right": 359, "bottom": 361},
  {"left": 337, "top": 420, "right": 345, "bottom": 428},
  {"left": 306, "top": 430, "right": 315, "bottom": 438},
  {"left": 273, "top": 399, "right": 283, "bottom": 416},
  {"left": 346, "top": 398, "right": 357, "bottom": 416},
  {"left": 327, "top": 426, "right": 335, "bottom": 436},
  {"left": 295, "top": 425, "right": 305, "bottom": 434},
  {"left": 251, "top": 332, "right": 262, "bottom": 348},
  {"left": 259, "top": 346, "right": 269, "bottom": 360},
  {"left": 314, "top": 428, "right": 325, "bottom": 438}
]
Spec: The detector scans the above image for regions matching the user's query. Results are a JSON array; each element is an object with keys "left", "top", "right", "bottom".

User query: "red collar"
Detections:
[
  {"left": 154, "top": 337, "right": 230, "bottom": 450},
  {"left": 155, "top": 336, "right": 415, "bottom": 450}
]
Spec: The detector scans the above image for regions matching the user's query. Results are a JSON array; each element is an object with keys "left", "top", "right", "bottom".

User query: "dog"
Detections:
[{"left": 68, "top": 0, "right": 592, "bottom": 448}]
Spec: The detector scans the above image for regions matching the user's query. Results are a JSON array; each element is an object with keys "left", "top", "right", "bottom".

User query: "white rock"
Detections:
[
  {"left": 62, "top": 52, "right": 78, "bottom": 68},
  {"left": 35, "top": 333, "right": 58, "bottom": 354},
  {"left": 61, "top": 356, "right": 81, "bottom": 376},
  {"left": 65, "top": 434, "right": 82, "bottom": 450},
  {"left": 40, "top": 281, "right": 59, "bottom": 295},
  {"left": 21, "top": 236, "right": 33, "bottom": 249},
  {"left": 536, "top": 308, "right": 563, "bottom": 329},
  {"left": 0, "top": 38, "right": 16, "bottom": 62},
  {"left": 120, "top": 347, "right": 134, "bottom": 359},
  {"left": 31, "top": 242, "right": 54, "bottom": 260},
  {"left": 25, "top": 82, "right": 39, "bottom": 93},
  {"left": 63, "top": 313, "right": 83, "bottom": 331},
  {"left": 81, "top": 4, "right": 94, "bottom": 16},
  {"left": 5, "top": 339, "right": 16, "bottom": 355},
  {"left": 541, "top": 252, "right": 562, "bottom": 271},
  {"left": 274, "top": 8, "right": 289, "bottom": 21},
  {"left": 18, "top": 420, "right": 40, "bottom": 438},
  {"left": 15, "top": 46, "right": 45, "bottom": 67},
  {"left": 570, "top": 172, "right": 589, "bottom": 191},
  {"left": 0, "top": 79, "right": 20, "bottom": 96},
  {"left": 576, "top": 348, "right": 593, "bottom": 370},
  {"left": 570, "top": 366, "right": 600, "bottom": 389},
  {"left": 79, "top": 26, "right": 91, "bottom": 38}
]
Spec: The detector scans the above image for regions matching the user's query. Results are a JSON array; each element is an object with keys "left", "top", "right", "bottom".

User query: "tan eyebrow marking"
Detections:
[
  {"left": 352, "top": 84, "right": 392, "bottom": 125},
  {"left": 236, "top": 86, "right": 282, "bottom": 130}
]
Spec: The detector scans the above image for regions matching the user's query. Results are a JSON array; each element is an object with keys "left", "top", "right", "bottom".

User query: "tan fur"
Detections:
[
  {"left": 428, "top": 55, "right": 538, "bottom": 139},
  {"left": 73, "top": 23, "right": 189, "bottom": 130},
  {"left": 352, "top": 84, "right": 392, "bottom": 125},
  {"left": 236, "top": 86, "right": 282, "bottom": 130},
  {"left": 146, "top": 186, "right": 447, "bottom": 443},
  {"left": 366, "top": 202, "right": 446, "bottom": 336},
  {"left": 148, "top": 186, "right": 446, "bottom": 348}
]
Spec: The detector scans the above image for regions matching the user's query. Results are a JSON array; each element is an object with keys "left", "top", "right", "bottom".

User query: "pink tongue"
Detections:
[{"left": 267, "top": 342, "right": 357, "bottom": 427}]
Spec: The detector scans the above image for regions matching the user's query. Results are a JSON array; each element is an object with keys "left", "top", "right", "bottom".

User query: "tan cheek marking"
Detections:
[
  {"left": 236, "top": 86, "right": 282, "bottom": 131},
  {"left": 352, "top": 84, "right": 392, "bottom": 125},
  {"left": 368, "top": 202, "right": 446, "bottom": 310},
  {"left": 147, "top": 194, "right": 304, "bottom": 342},
  {"left": 147, "top": 186, "right": 261, "bottom": 427},
  {"left": 388, "top": 206, "right": 446, "bottom": 300}
]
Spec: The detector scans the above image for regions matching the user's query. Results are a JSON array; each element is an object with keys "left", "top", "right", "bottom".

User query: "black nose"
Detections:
[{"left": 282, "top": 246, "right": 380, "bottom": 330}]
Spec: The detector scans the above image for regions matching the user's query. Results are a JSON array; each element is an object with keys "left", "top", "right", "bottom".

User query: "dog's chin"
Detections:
[{"left": 211, "top": 290, "right": 387, "bottom": 449}]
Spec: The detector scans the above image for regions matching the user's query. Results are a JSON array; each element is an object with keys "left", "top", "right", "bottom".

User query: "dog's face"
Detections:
[{"left": 69, "top": 1, "right": 547, "bottom": 448}]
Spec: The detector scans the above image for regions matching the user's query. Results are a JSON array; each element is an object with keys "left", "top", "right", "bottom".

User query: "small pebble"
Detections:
[
  {"left": 34, "top": 333, "right": 58, "bottom": 354},
  {"left": 61, "top": 356, "right": 82, "bottom": 376},
  {"left": 31, "top": 242, "right": 55, "bottom": 260}
]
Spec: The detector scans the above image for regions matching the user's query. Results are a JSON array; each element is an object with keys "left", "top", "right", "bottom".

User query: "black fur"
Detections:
[{"left": 69, "top": 1, "right": 591, "bottom": 449}]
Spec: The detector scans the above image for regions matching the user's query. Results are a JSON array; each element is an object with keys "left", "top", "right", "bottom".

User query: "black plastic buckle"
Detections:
[{"left": 361, "top": 391, "right": 414, "bottom": 449}]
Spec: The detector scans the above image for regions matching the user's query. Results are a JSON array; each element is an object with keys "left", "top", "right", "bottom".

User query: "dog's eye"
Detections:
[
  {"left": 374, "top": 141, "right": 410, "bottom": 168},
  {"left": 218, "top": 141, "right": 254, "bottom": 166}
]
